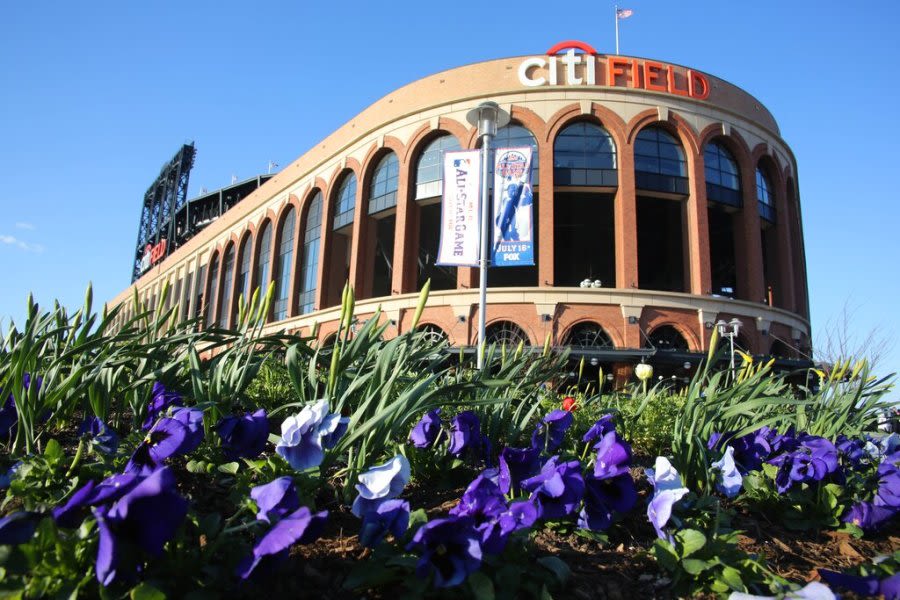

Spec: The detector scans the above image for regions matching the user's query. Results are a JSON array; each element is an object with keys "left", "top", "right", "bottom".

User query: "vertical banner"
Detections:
[
  {"left": 437, "top": 150, "right": 481, "bottom": 266},
  {"left": 492, "top": 146, "right": 534, "bottom": 266}
]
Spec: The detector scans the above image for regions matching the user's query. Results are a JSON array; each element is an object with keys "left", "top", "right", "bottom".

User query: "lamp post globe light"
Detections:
[
  {"left": 716, "top": 318, "right": 742, "bottom": 378},
  {"left": 466, "top": 101, "right": 510, "bottom": 369}
]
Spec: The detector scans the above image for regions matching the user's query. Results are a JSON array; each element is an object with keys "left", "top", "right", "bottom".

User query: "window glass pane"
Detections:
[
  {"left": 273, "top": 208, "right": 295, "bottom": 321},
  {"left": 238, "top": 235, "right": 252, "bottom": 305},
  {"left": 369, "top": 153, "right": 399, "bottom": 213},
  {"left": 334, "top": 174, "right": 357, "bottom": 228},
  {"left": 635, "top": 126, "right": 686, "bottom": 177},
  {"left": 553, "top": 122, "right": 616, "bottom": 183},
  {"left": 416, "top": 135, "right": 461, "bottom": 188},
  {"left": 220, "top": 246, "right": 235, "bottom": 328},
  {"left": 299, "top": 192, "right": 323, "bottom": 314},
  {"left": 206, "top": 255, "right": 219, "bottom": 327},
  {"left": 256, "top": 222, "right": 272, "bottom": 296}
]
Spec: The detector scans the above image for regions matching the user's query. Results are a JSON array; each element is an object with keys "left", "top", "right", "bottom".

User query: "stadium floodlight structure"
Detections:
[{"left": 131, "top": 143, "right": 196, "bottom": 282}]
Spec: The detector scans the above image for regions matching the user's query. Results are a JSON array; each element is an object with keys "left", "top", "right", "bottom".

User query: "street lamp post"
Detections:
[
  {"left": 716, "top": 318, "right": 742, "bottom": 380},
  {"left": 466, "top": 101, "right": 510, "bottom": 369}
]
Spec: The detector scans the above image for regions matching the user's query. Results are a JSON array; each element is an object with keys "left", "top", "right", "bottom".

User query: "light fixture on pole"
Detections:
[
  {"left": 716, "top": 318, "right": 742, "bottom": 379},
  {"left": 466, "top": 101, "right": 510, "bottom": 369}
]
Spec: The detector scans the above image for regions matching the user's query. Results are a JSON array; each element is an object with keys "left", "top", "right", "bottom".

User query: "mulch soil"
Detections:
[{"left": 231, "top": 466, "right": 899, "bottom": 599}]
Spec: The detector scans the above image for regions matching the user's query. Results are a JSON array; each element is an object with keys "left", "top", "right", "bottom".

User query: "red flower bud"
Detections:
[{"left": 561, "top": 397, "right": 578, "bottom": 412}]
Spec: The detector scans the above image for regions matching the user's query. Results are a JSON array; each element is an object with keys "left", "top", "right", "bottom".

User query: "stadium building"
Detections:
[{"left": 111, "top": 41, "right": 811, "bottom": 382}]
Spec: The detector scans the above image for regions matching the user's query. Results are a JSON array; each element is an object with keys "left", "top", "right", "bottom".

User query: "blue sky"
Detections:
[{"left": 1, "top": 1, "right": 898, "bottom": 394}]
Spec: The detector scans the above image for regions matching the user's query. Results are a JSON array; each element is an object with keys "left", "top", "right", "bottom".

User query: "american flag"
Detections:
[{"left": 616, "top": 8, "right": 634, "bottom": 18}]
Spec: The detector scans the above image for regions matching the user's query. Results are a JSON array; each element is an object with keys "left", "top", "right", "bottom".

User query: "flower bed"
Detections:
[{"left": 0, "top": 285, "right": 897, "bottom": 598}]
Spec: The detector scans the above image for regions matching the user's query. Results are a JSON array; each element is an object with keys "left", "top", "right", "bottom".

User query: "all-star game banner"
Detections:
[
  {"left": 492, "top": 146, "right": 534, "bottom": 266},
  {"left": 437, "top": 150, "right": 481, "bottom": 266}
]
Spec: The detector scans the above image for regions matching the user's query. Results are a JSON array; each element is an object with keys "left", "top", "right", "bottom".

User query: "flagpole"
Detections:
[{"left": 615, "top": 4, "right": 620, "bottom": 55}]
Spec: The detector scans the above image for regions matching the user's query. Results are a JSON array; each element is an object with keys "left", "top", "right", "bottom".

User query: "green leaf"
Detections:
[
  {"left": 130, "top": 582, "right": 166, "bottom": 600},
  {"left": 652, "top": 539, "right": 680, "bottom": 572},
  {"left": 185, "top": 460, "right": 207, "bottom": 474},
  {"left": 43, "top": 439, "right": 64, "bottom": 466},
  {"left": 407, "top": 509, "right": 428, "bottom": 532},
  {"left": 681, "top": 558, "right": 714, "bottom": 575},
  {"left": 676, "top": 528, "right": 707, "bottom": 558},
  {"left": 217, "top": 462, "right": 240, "bottom": 475},
  {"left": 537, "top": 556, "right": 570, "bottom": 585},
  {"left": 719, "top": 565, "right": 744, "bottom": 591},
  {"left": 467, "top": 571, "right": 495, "bottom": 600}
]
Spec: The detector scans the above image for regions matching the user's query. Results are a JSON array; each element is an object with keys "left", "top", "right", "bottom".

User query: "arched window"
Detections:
[
  {"left": 635, "top": 126, "right": 688, "bottom": 194},
  {"left": 554, "top": 122, "right": 617, "bottom": 186},
  {"left": 646, "top": 325, "right": 689, "bottom": 352},
  {"left": 219, "top": 244, "right": 235, "bottom": 328},
  {"left": 368, "top": 153, "right": 399, "bottom": 215},
  {"left": 206, "top": 253, "right": 219, "bottom": 327},
  {"left": 333, "top": 173, "right": 357, "bottom": 231},
  {"left": 704, "top": 142, "right": 741, "bottom": 207},
  {"left": 416, "top": 135, "right": 462, "bottom": 199},
  {"left": 272, "top": 207, "right": 296, "bottom": 321},
  {"left": 485, "top": 321, "right": 529, "bottom": 347},
  {"left": 756, "top": 167, "right": 775, "bottom": 223},
  {"left": 299, "top": 192, "right": 323, "bottom": 315},
  {"left": 416, "top": 324, "right": 448, "bottom": 346},
  {"left": 256, "top": 221, "right": 273, "bottom": 298},
  {"left": 564, "top": 322, "right": 614, "bottom": 348},
  {"left": 769, "top": 340, "right": 791, "bottom": 360},
  {"left": 236, "top": 234, "right": 252, "bottom": 310}
]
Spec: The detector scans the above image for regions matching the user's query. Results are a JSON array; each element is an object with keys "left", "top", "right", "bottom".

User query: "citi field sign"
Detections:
[{"left": 517, "top": 40, "right": 710, "bottom": 100}]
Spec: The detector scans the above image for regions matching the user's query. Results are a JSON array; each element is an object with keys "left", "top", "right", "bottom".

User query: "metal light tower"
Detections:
[{"left": 466, "top": 101, "right": 510, "bottom": 369}]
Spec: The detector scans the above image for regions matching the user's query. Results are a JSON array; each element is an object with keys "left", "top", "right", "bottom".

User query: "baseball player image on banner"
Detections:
[
  {"left": 492, "top": 146, "right": 534, "bottom": 266},
  {"left": 436, "top": 150, "right": 481, "bottom": 266}
]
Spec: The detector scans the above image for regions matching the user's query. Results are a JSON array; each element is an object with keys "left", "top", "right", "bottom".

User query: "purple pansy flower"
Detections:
[
  {"left": 521, "top": 456, "right": 585, "bottom": 520},
  {"left": 251, "top": 477, "right": 301, "bottom": 523},
  {"left": 351, "top": 455, "right": 410, "bottom": 517},
  {"left": 0, "top": 511, "right": 42, "bottom": 545},
  {"left": 711, "top": 445, "right": 743, "bottom": 498},
  {"left": 769, "top": 451, "right": 829, "bottom": 494},
  {"left": 409, "top": 409, "right": 442, "bottom": 449},
  {"left": 236, "top": 507, "right": 328, "bottom": 580},
  {"left": 583, "top": 414, "right": 616, "bottom": 446},
  {"left": 78, "top": 416, "right": 120, "bottom": 455},
  {"left": 359, "top": 499, "right": 410, "bottom": 548},
  {"left": 478, "top": 499, "right": 540, "bottom": 554},
  {"left": 875, "top": 460, "right": 900, "bottom": 509},
  {"left": 216, "top": 409, "right": 269, "bottom": 460},
  {"left": 836, "top": 435, "right": 867, "bottom": 468},
  {"left": 708, "top": 429, "right": 772, "bottom": 474},
  {"left": 819, "top": 569, "right": 899, "bottom": 599},
  {"left": 53, "top": 473, "right": 142, "bottom": 529},
  {"left": 593, "top": 431, "right": 632, "bottom": 478},
  {"left": 578, "top": 473, "right": 637, "bottom": 532},
  {"left": 646, "top": 457, "right": 689, "bottom": 540},
  {"left": 450, "top": 473, "right": 507, "bottom": 522},
  {"left": 498, "top": 446, "right": 541, "bottom": 495},
  {"left": 842, "top": 501, "right": 896, "bottom": 531},
  {"left": 125, "top": 413, "right": 196, "bottom": 474},
  {"left": 94, "top": 468, "right": 188, "bottom": 586},
  {"left": 407, "top": 516, "right": 483, "bottom": 588},
  {"left": 171, "top": 407, "right": 204, "bottom": 455},
  {"left": 448, "top": 411, "right": 482, "bottom": 457},
  {"left": 531, "top": 409, "right": 573, "bottom": 453},
  {"left": 142, "top": 381, "right": 183, "bottom": 430},
  {"left": 275, "top": 400, "right": 349, "bottom": 471}
]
